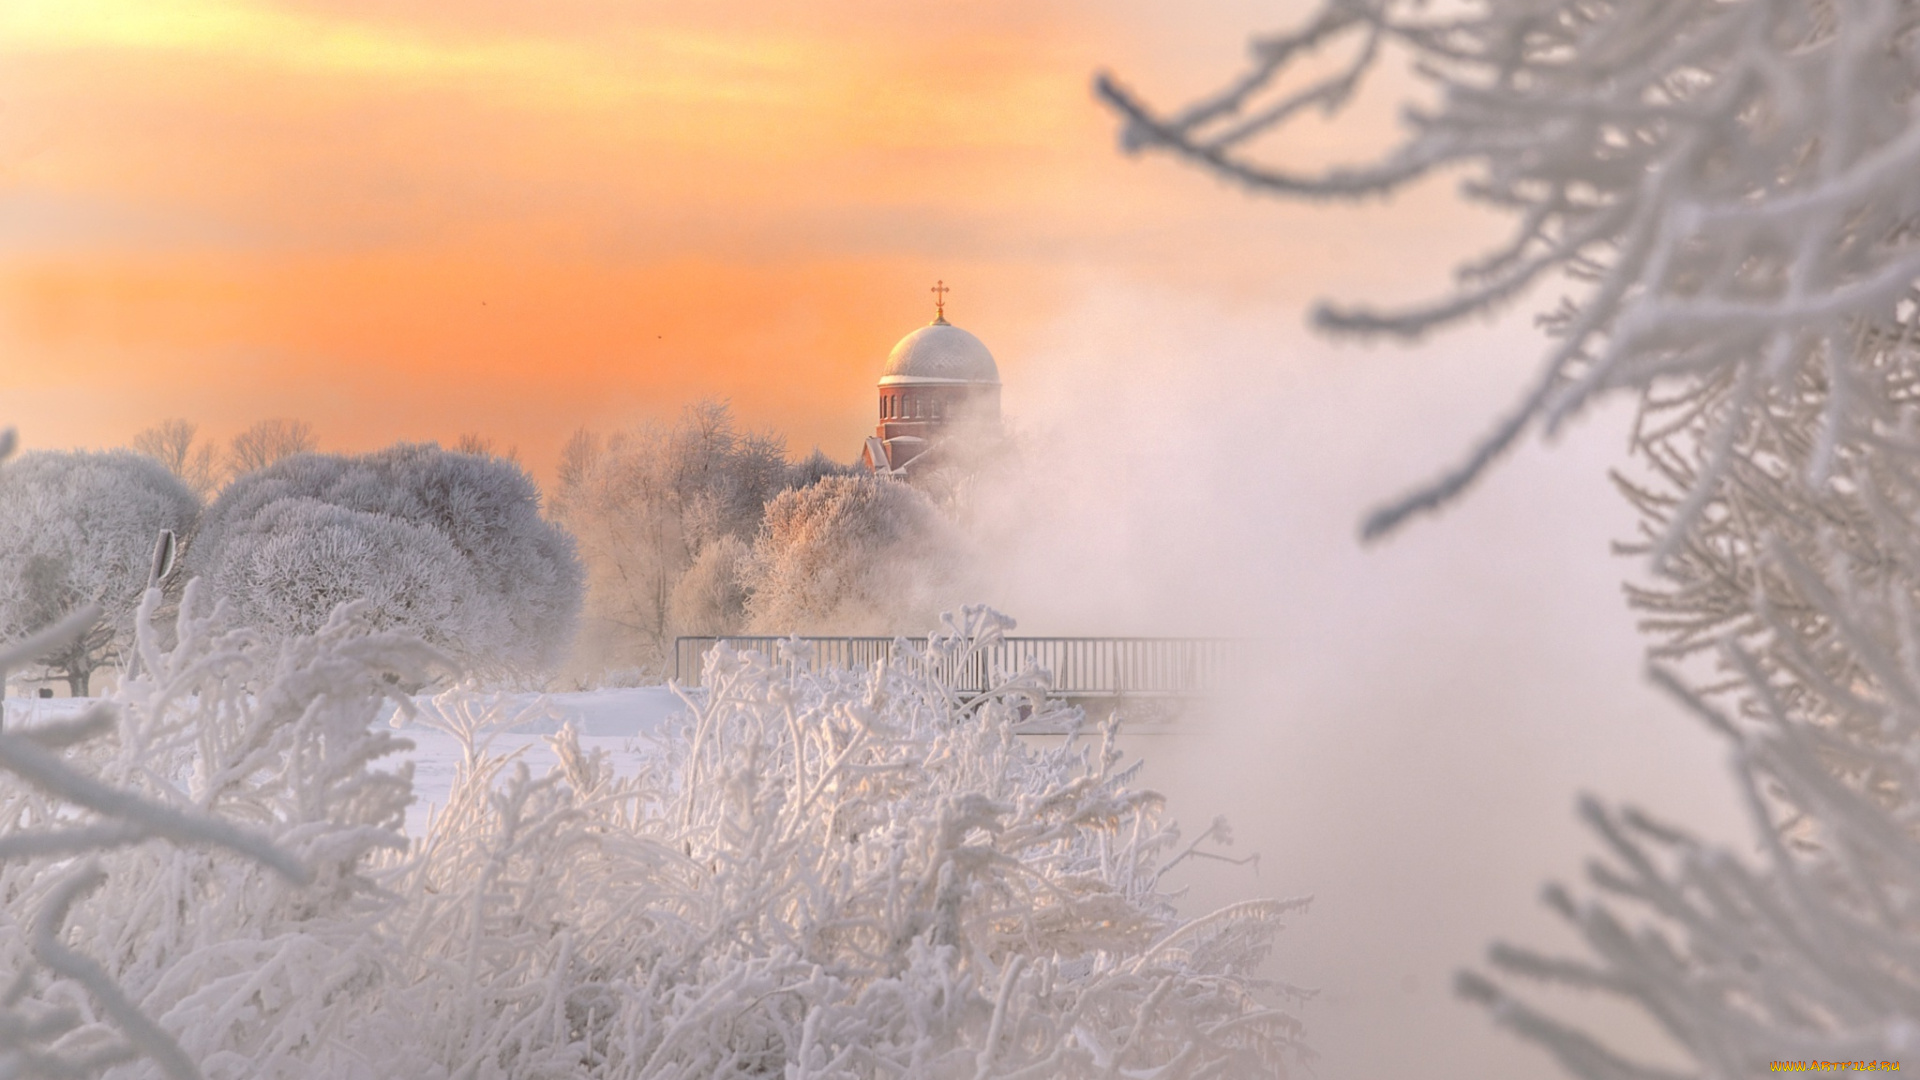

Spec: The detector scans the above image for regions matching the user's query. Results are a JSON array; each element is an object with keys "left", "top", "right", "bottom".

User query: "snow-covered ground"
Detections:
[
  {"left": 1, "top": 695, "right": 95, "bottom": 732},
  {"left": 389, "top": 686, "right": 688, "bottom": 835},
  {"left": 4, "top": 686, "right": 693, "bottom": 840}
]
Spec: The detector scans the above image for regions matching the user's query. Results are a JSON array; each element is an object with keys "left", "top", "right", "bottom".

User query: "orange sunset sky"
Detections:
[{"left": 0, "top": 0, "right": 1487, "bottom": 480}]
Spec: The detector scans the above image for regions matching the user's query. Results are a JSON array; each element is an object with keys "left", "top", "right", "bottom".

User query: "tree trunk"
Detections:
[{"left": 66, "top": 666, "right": 88, "bottom": 698}]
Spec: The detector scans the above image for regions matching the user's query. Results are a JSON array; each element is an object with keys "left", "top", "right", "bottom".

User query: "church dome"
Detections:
[{"left": 879, "top": 320, "right": 1000, "bottom": 385}]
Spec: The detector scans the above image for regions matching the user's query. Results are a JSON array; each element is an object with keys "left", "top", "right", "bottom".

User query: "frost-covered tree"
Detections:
[
  {"left": 743, "top": 474, "right": 974, "bottom": 635},
  {"left": 190, "top": 443, "right": 581, "bottom": 678},
  {"left": 667, "top": 532, "right": 750, "bottom": 636},
  {"left": 1106, "top": 0, "right": 1920, "bottom": 1073},
  {"left": 205, "top": 498, "right": 481, "bottom": 647},
  {"left": 131, "top": 419, "right": 220, "bottom": 500},
  {"left": 0, "top": 450, "right": 198, "bottom": 695},
  {"left": 225, "top": 418, "right": 315, "bottom": 478},
  {"left": 0, "top": 418, "right": 1305, "bottom": 1079},
  {"left": 455, "top": 432, "right": 520, "bottom": 462},
  {"left": 787, "top": 445, "right": 861, "bottom": 490},
  {"left": 553, "top": 401, "right": 793, "bottom": 676}
]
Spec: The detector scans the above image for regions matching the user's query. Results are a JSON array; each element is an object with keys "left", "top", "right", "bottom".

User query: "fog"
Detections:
[{"left": 974, "top": 286, "right": 1750, "bottom": 1078}]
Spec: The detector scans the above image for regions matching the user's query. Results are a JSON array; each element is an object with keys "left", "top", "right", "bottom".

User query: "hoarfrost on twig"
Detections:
[{"left": 1102, "top": 0, "right": 1920, "bottom": 543}]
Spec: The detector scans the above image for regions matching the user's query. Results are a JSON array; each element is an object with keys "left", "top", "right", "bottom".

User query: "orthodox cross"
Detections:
[{"left": 931, "top": 280, "right": 950, "bottom": 321}]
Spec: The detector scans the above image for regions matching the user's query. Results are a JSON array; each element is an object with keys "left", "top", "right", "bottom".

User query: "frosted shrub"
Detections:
[
  {"left": 206, "top": 498, "right": 481, "bottom": 652},
  {"left": 3, "top": 585, "right": 1304, "bottom": 1077},
  {"left": 392, "top": 605, "right": 1307, "bottom": 1078},
  {"left": 0, "top": 583, "right": 435, "bottom": 1080},
  {"left": 0, "top": 450, "right": 199, "bottom": 694},
  {"left": 191, "top": 442, "right": 582, "bottom": 679}
]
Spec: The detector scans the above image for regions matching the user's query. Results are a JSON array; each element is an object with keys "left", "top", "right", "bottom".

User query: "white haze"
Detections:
[{"left": 973, "top": 285, "right": 1750, "bottom": 1079}]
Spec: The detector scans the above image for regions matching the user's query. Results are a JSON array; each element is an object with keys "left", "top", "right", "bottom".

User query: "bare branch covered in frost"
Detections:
[
  {"left": 0, "top": 582, "right": 441, "bottom": 1079},
  {"left": 1103, "top": 0, "right": 1920, "bottom": 542},
  {"left": 223, "top": 418, "right": 314, "bottom": 480},
  {"left": 1105, "top": 3, "right": 1920, "bottom": 1072},
  {"left": 131, "top": 420, "right": 220, "bottom": 502},
  {"left": 1455, "top": 219, "right": 1920, "bottom": 1077}
]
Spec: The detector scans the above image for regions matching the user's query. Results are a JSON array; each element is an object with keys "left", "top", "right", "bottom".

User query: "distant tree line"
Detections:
[
  {"left": 1, "top": 402, "right": 976, "bottom": 693},
  {"left": 552, "top": 401, "right": 974, "bottom": 683}
]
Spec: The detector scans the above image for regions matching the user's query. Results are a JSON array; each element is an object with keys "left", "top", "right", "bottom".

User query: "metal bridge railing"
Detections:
[{"left": 672, "top": 636, "right": 1243, "bottom": 698}]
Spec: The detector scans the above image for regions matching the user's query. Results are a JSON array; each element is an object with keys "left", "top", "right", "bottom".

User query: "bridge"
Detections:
[{"left": 672, "top": 635, "right": 1243, "bottom": 706}]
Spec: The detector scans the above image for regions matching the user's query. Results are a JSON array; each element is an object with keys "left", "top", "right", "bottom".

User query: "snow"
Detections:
[
  {"left": 2, "top": 694, "right": 94, "bottom": 723},
  {"left": 11, "top": 686, "right": 692, "bottom": 842},
  {"left": 388, "top": 686, "right": 688, "bottom": 837}
]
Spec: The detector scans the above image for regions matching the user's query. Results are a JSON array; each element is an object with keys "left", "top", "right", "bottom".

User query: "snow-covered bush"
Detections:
[
  {"left": 553, "top": 401, "right": 794, "bottom": 676},
  {"left": 0, "top": 449, "right": 198, "bottom": 694},
  {"left": 1105, "top": 1, "right": 1920, "bottom": 1072},
  {"left": 743, "top": 475, "right": 974, "bottom": 635},
  {"left": 190, "top": 443, "right": 581, "bottom": 679},
  {"left": 3, "top": 579, "right": 1308, "bottom": 1077},
  {"left": 0, "top": 578, "right": 432, "bottom": 1080},
  {"left": 205, "top": 498, "right": 481, "bottom": 648},
  {"left": 380, "top": 604, "right": 1308, "bottom": 1078}
]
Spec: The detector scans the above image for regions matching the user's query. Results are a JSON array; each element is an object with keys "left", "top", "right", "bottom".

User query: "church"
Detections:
[{"left": 861, "top": 282, "right": 1002, "bottom": 477}]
